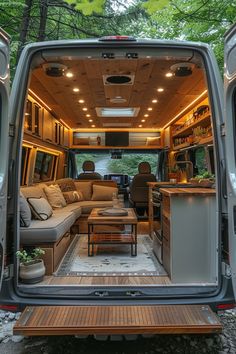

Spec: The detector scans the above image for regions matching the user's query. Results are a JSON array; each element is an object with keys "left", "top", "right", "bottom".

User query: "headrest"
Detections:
[
  {"left": 138, "top": 162, "right": 151, "bottom": 174},
  {"left": 82, "top": 160, "right": 95, "bottom": 172}
]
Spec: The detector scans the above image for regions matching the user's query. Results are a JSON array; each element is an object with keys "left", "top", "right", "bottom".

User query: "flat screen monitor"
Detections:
[
  {"left": 105, "top": 132, "right": 129, "bottom": 146},
  {"left": 110, "top": 175, "right": 122, "bottom": 184}
]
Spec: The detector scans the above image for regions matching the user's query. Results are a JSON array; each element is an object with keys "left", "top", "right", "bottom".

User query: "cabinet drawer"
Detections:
[
  {"left": 54, "top": 232, "right": 72, "bottom": 270},
  {"left": 162, "top": 195, "right": 170, "bottom": 213},
  {"left": 162, "top": 215, "right": 170, "bottom": 240},
  {"left": 162, "top": 241, "right": 171, "bottom": 276}
]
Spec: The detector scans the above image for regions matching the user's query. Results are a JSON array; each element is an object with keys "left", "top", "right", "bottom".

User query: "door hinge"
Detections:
[
  {"left": 220, "top": 123, "right": 226, "bottom": 137},
  {"left": 222, "top": 262, "right": 232, "bottom": 278},
  {"left": 9, "top": 124, "right": 15, "bottom": 137}
]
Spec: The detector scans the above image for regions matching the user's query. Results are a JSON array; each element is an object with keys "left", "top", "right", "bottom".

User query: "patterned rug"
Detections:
[{"left": 55, "top": 235, "right": 167, "bottom": 277}]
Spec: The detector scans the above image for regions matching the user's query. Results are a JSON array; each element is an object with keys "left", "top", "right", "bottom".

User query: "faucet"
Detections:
[{"left": 174, "top": 161, "right": 193, "bottom": 181}]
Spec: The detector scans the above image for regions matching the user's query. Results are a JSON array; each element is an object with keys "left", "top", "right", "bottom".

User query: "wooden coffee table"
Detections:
[{"left": 87, "top": 208, "right": 138, "bottom": 257}]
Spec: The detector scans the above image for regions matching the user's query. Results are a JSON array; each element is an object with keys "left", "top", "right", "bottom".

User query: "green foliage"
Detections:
[
  {"left": 195, "top": 171, "right": 215, "bottom": 179},
  {"left": 16, "top": 247, "right": 45, "bottom": 264},
  {"left": 107, "top": 154, "right": 158, "bottom": 176},
  {"left": 142, "top": 0, "right": 170, "bottom": 14},
  {"left": 65, "top": 0, "right": 105, "bottom": 15}
]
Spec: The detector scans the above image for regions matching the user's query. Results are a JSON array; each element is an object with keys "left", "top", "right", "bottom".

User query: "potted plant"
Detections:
[
  {"left": 168, "top": 167, "right": 179, "bottom": 182},
  {"left": 190, "top": 171, "right": 215, "bottom": 187},
  {"left": 16, "top": 247, "right": 46, "bottom": 284}
]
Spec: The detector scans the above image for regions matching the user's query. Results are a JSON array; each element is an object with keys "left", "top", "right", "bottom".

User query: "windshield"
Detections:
[{"left": 75, "top": 151, "right": 159, "bottom": 177}]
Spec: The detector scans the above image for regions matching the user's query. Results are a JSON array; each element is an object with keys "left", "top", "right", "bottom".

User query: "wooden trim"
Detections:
[{"left": 14, "top": 305, "right": 222, "bottom": 336}]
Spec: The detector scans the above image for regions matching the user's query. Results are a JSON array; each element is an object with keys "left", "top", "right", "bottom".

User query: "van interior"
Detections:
[{"left": 17, "top": 42, "right": 222, "bottom": 295}]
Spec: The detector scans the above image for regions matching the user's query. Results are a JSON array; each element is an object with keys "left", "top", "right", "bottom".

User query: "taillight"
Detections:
[
  {"left": 0, "top": 304, "right": 18, "bottom": 311},
  {"left": 216, "top": 303, "right": 236, "bottom": 310},
  {"left": 99, "top": 36, "right": 136, "bottom": 42}
]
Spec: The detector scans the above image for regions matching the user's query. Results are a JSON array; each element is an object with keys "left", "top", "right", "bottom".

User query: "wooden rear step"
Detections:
[{"left": 13, "top": 304, "right": 222, "bottom": 336}]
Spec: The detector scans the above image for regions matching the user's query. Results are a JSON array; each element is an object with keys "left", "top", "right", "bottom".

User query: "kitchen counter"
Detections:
[{"left": 159, "top": 187, "right": 216, "bottom": 196}]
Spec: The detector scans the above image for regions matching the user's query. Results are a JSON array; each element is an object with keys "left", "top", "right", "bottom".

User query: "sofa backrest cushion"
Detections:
[
  {"left": 91, "top": 184, "right": 118, "bottom": 201},
  {"left": 21, "top": 183, "right": 48, "bottom": 200},
  {"left": 63, "top": 190, "right": 84, "bottom": 204},
  {"left": 19, "top": 192, "right": 31, "bottom": 227},
  {"left": 74, "top": 181, "right": 92, "bottom": 200},
  {"left": 27, "top": 197, "right": 53, "bottom": 221},
  {"left": 44, "top": 184, "right": 67, "bottom": 208}
]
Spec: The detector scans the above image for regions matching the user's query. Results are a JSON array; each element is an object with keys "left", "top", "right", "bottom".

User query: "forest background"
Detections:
[{"left": 1, "top": 0, "right": 236, "bottom": 77}]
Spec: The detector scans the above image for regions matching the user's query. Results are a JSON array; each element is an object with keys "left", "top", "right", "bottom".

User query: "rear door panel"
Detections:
[
  {"left": 0, "top": 28, "right": 10, "bottom": 290},
  {"left": 224, "top": 24, "right": 236, "bottom": 297}
]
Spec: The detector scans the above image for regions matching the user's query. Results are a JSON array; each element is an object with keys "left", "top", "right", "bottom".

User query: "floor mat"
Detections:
[{"left": 55, "top": 235, "right": 167, "bottom": 277}]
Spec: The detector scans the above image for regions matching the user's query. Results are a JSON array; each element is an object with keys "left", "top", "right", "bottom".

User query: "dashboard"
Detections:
[{"left": 103, "top": 174, "right": 129, "bottom": 187}]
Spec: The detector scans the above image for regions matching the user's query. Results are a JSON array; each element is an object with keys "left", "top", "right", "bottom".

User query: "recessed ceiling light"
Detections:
[
  {"left": 66, "top": 72, "right": 73, "bottom": 78},
  {"left": 91, "top": 125, "right": 95, "bottom": 128},
  {"left": 86, "top": 114, "right": 91, "bottom": 117},
  {"left": 147, "top": 107, "right": 152, "bottom": 111},
  {"left": 157, "top": 88, "right": 164, "bottom": 92},
  {"left": 144, "top": 114, "right": 149, "bottom": 117},
  {"left": 139, "top": 124, "right": 142, "bottom": 127},
  {"left": 82, "top": 107, "right": 88, "bottom": 111},
  {"left": 73, "top": 87, "right": 79, "bottom": 92},
  {"left": 89, "top": 119, "right": 93, "bottom": 122},
  {"left": 165, "top": 72, "right": 173, "bottom": 77},
  {"left": 152, "top": 99, "right": 158, "bottom": 103},
  {"left": 78, "top": 99, "right": 84, "bottom": 103},
  {"left": 141, "top": 119, "right": 145, "bottom": 122}
]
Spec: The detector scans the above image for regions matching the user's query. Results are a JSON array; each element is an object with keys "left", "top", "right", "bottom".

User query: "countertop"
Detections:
[{"left": 159, "top": 187, "right": 216, "bottom": 196}]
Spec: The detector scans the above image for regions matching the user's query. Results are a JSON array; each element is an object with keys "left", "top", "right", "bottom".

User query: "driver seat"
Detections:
[
  {"left": 129, "top": 162, "right": 156, "bottom": 215},
  {"left": 77, "top": 160, "right": 102, "bottom": 180}
]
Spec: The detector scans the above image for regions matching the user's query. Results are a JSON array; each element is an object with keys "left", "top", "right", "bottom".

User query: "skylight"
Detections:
[{"left": 96, "top": 107, "right": 140, "bottom": 117}]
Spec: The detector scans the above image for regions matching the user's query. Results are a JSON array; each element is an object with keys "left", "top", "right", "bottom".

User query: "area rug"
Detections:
[{"left": 55, "top": 235, "right": 167, "bottom": 277}]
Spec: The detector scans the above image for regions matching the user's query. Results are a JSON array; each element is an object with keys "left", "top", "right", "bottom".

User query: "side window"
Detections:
[
  {"left": 194, "top": 147, "right": 208, "bottom": 176},
  {"left": 33, "top": 150, "right": 57, "bottom": 182},
  {"left": 20, "top": 146, "right": 31, "bottom": 186}
]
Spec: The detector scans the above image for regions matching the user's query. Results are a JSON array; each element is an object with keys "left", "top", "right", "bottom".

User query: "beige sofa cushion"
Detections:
[
  {"left": 21, "top": 183, "right": 48, "bottom": 200},
  {"left": 91, "top": 184, "right": 118, "bottom": 201},
  {"left": 74, "top": 181, "right": 92, "bottom": 200},
  {"left": 44, "top": 184, "right": 67, "bottom": 208}
]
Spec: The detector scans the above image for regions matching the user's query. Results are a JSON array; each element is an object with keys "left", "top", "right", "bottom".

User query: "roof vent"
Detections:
[
  {"left": 170, "top": 62, "right": 195, "bottom": 77},
  {"left": 110, "top": 96, "right": 127, "bottom": 104},
  {"left": 43, "top": 63, "right": 67, "bottom": 77},
  {"left": 103, "top": 74, "right": 134, "bottom": 85}
]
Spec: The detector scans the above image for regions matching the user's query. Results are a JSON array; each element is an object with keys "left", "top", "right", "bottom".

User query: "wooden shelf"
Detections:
[
  {"left": 172, "top": 135, "right": 213, "bottom": 150},
  {"left": 71, "top": 144, "right": 162, "bottom": 150},
  {"left": 172, "top": 113, "right": 211, "bottom": 138},
  {"left": 173, "top": 142, "right": 190, "bottom": 150}
]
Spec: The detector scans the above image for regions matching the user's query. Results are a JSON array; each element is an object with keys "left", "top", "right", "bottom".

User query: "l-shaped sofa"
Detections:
[{"left": 20, "top": 178, "right": 119, "bottom": 274}]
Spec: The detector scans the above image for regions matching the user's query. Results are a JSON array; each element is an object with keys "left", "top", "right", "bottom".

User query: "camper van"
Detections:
[{"left": 0, "top": 27, "right": 236, "bottom": 336}]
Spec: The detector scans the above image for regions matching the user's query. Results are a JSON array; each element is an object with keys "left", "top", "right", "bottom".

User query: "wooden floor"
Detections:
[
  {"left": 14, "top": 304, "right": 222, "bottom": 336},
  {"left": 40, "top": 275, "right": 171, "bottom": 286}
]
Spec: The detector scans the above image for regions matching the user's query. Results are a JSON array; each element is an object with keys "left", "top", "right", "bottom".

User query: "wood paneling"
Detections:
[
  {"left": 14, "top": 304, "right": 221, "bottom": 336},
  {"left": 29, "top": 55, "right": 207, "bottom": 130}
]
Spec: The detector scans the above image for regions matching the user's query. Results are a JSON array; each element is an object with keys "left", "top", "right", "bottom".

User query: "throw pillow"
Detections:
[
  {"left": 63, "top": 190, "right": 84, "bottom": 204},
  {"left": 19, "top": 192, "right": 31, "bottom": 227},
  {"left": 44, "top": 184, "right": 67, "bottom": 208},
  {"left": 91, "top": 185, "right": 118, "bottom": 201},
  {"left": 27, "top": 197, "right": 53, "bottom": 221},
  {"left": 56, "top": 178, "right": 76, "bottom": 192}
]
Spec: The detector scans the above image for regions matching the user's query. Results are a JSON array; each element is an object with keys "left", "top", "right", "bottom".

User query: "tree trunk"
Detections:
[
  {"left": 16, "top": 0, "right": 33, "bottom": 63},
  {"left": 37, "top": 0, "right": 48, "bottom": 41}
]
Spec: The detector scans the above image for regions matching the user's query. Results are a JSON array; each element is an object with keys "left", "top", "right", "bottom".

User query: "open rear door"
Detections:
[
  {"left": 224, "top": 24, "right": 236, "bottom": 298},
  {"left": 0, "top": 28, "right": 10, "bottom": 290}
]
